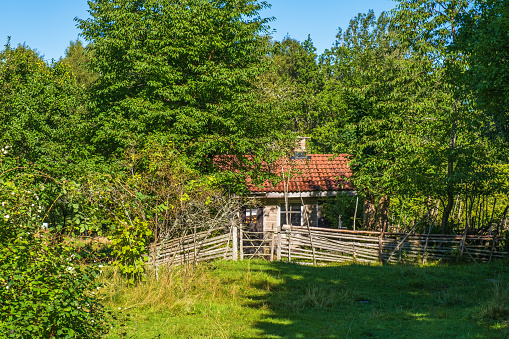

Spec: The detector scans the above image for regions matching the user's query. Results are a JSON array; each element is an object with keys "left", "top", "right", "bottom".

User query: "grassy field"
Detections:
[{"left": 101, "top": 259, "right": 509, "bottom": 338}]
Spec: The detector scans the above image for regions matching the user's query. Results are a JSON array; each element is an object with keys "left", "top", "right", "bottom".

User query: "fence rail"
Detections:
[{"left": 151, "top": 225, "right": 508, "bottom": 267}]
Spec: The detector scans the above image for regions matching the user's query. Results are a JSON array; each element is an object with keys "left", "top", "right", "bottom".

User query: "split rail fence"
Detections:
[{"left": 151, "top": 225, "right": 508, "bottom": 267}]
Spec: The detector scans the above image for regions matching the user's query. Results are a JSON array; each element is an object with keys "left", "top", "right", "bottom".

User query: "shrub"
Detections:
[{"left": 0, "top": 153, "right": 111, "bottom": 338}]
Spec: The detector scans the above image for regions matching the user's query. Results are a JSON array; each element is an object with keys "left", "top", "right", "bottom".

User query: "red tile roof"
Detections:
[{"left": 246, "top": 154, "right": 353, "bottom": 193}]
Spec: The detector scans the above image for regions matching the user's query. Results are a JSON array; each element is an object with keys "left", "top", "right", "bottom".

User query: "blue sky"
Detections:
[{"left": 0, "top": 0, "right": 396, "bottom": 62}]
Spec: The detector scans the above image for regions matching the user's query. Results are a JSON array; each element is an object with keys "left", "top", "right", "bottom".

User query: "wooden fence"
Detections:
[{"left": 151, "top": 225, "right": 508, "bottom": 267}]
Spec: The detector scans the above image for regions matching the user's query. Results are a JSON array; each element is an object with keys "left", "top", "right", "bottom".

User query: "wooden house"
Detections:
[{"left": 239, "top": 138, "right": 355, "bottom": 235}]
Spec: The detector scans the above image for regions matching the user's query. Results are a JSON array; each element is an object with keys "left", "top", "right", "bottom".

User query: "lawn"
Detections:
[{"left": 101, "top": 259, "right": 509, "bottom": 338}]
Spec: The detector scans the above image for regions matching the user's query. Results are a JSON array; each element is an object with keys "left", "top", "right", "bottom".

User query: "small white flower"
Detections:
[
  {"left": 4, "top": 215, "right": 9, "bottom": 219},
  {"left": 118, "top": 307, "right": 121, "bottom": 310},
  {"left": 97, "top": 286, "right": 100, "bottom": 290},
  {"left": 1, "top": 201, "right": 6, "bottom": 206},
  {"left": 6, "top": 286, "right": 9, "bottom": 290},
  {"left": 98, "top": 264, "right": 103, "bottom": 268}
]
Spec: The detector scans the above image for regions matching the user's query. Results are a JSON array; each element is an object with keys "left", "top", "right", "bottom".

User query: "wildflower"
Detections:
[{"left": 4, "top": 215, "right": 9, "bottom": 219}]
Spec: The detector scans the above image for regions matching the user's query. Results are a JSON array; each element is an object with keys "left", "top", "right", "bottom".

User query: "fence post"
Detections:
[
  {"left": 270, "top": 232, "right": 275, "bottom": 261},
  {"left": 232, "top": 224, "right": 238, "bottom": 261},
  {"left": 287, "top": 228, "right": 292, "bottom": 262},
  {"left": 276, "top": 231, "right": 281, "bottom": 261},
  {"left": 378, "top": 231, "right": 384, "bottom": 264},
  {"left": 240, "top": 227, "right": 244, "bottom": 261}
]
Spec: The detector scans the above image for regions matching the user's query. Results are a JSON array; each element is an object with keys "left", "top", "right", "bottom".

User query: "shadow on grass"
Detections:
[{"left": 241, "top": 260, "right": 509, "bottom": 339}]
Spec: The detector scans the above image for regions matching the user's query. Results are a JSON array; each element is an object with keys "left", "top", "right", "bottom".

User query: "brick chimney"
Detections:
[{"left": 293, "top": 136, "right": 311, "bottom": 159}]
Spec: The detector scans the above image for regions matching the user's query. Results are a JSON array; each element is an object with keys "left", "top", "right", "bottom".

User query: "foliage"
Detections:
[
  {"left": 258, "top": 35, "right": 323, "bottom": 137},
  {"left": 0, "top": 153, "right": 111, "bottom": 338},
  {"left": 455, "top": 0, "right": 509, "bottom": 141},
  {"left": 0, "top": 41, "right": 105, "bottom": 235},
  {"left": 313, "top": 10, "right": 436, "bottom": 228},
  {"left": 109, "top": 218, "right": 151, "bottom": 284},
  {"left": 59, "top": 40, "right": 98, "bottom": 88},
  {"left": 391, "top": 0, "right": 507, "bottom": 231},
  {"left": 77, "top": 142, "right": 242, "bottom": 282},
  {"left": 0, "top": 41, "right": 91, "bottom": 180},
  {"left": 76, "top": 0, "right": 288, "bottom": 174},
  {"left": 321, "top": 194, "right": 358, "bottom": 228}
]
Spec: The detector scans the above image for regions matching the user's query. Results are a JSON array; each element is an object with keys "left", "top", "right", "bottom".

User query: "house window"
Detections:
[
  {"left": 241, "top": 207, "right": 263, "bottom": 233},
  {"left": 280, "top": 203, "right": 302, "bottom": 226},
  {"left": 244, "top": 208, "right": 258, "bottom": 225}
]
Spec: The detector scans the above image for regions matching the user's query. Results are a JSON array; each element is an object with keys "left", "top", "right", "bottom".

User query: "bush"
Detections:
[{"left": 0, "top": 153, "right": 111, "bottom": 338}]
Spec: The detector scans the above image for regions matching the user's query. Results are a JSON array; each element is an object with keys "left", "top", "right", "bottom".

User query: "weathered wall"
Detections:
[{"left": 263, "top": 205, "right": 278, "bottom": 233}]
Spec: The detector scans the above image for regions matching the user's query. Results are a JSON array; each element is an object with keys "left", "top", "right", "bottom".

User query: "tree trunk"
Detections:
[
  {"left": 441, "top": 120, "right": 457, "bottom": 233},
  {"left": 376, "top": 195, "right": 390, "bottom": 232},
  {"left": 363, "top": 194, "right": 376, "bottom": 230}
]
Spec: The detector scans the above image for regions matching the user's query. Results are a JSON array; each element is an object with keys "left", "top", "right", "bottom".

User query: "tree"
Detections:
[
  {"left": 313, "top": 11, "right": 432, "bottom": 229},
  {"left": 0, "top": 41, "right": 90, "bottom": 180},
  {"left": 263, "top": 35, "right": 323, "bottom": 136},
  {"left": 59, "top": 40, "right": 98, "bottom": 88},
  {"left": 77, "top": 0, "right": 287, "bottom": 174},
  {"left": 391, "top": 0, "right": 491, "bottom": 232},
  {"left": 455, "top": 0, "right": 509, "bottom": 141}
]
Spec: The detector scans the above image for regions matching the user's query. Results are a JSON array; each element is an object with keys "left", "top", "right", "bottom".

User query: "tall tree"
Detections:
[
  {"left": 314, "top": 11, "right": 431, "bottom": 229},
  {"left": 59, "top": 40, "right": 98, "bottom": 88},
  {"left": 77, "top": 0, "right": 286, "bottom": 174},
  {"left": 455, "top": 0, "right": 509, "bottom": 141},
  {"left": 0, "top": 41, "right": 90, "bottom": 179},
  {"left": 273, "top": 36, "right": 323, "bottom": 135},
  {"left": 392, "top": 0, "right": 481, "bottom": 231}
]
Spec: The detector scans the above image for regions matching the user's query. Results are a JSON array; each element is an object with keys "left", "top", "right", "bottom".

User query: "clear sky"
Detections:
[{"left": 0, "top": 0, "right": 396, "bottom": 62}]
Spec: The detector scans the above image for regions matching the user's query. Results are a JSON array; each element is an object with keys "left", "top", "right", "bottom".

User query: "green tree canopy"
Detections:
[
  {"left": 455, "top": 0, "right": 509, "bottom": 141},
  {"left": 59, "top": 39, "right": 98, "bottom": 88},
  {"left": 0, "top": 42, "right": 91, "bottom": 180},
  {"left": 77, "top": 0, "right": 288, "bottom": 174},
  {"left": 313, "top": 11, "right": 434, "bottom": 228},
  {"left": 257, "top": 35, "right": 323, "bottom": 137}
]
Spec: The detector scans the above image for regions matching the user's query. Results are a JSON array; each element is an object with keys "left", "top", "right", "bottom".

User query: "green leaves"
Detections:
[
  {"left": 0, "top": 172, "right": 111, "bottom": 338},
  {"left": 77, "top": 0, "right": 282, "bottom": 173},
  {"left": 454, "top": 0, "right": 509, "bottom": 141}
]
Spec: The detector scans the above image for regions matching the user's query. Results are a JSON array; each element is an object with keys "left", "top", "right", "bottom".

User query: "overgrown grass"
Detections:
[{"left": 101, "top": 260, "right": 509, "bottom": 338}]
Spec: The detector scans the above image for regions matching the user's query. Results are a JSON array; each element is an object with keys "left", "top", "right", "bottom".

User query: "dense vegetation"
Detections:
[{"left": 0, "top": 0, "right": 508, "bottom": 337}]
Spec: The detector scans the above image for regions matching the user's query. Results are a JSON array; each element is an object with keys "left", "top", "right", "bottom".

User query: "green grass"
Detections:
[{"left": 101, "top": 260, "right": 509, "bottom": 338}]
